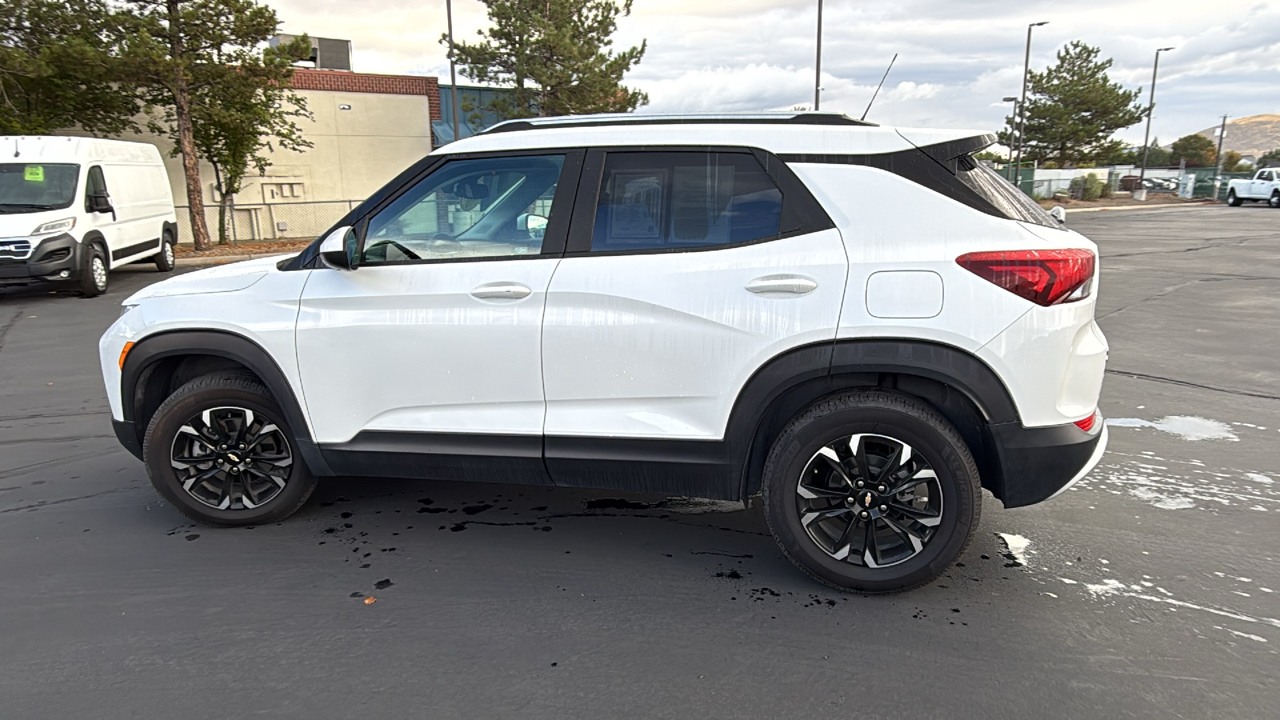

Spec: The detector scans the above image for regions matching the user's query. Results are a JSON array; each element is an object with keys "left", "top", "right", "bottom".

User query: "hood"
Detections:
[
  {"left": 0, "top": 208, "right": 75, "bottom": 238},
  {"left": 124, "top": 254, "right": 289, "bottom": 302}
]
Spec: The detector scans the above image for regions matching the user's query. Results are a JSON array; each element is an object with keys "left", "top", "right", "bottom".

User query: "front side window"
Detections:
[
  {"left": 0, "top": 163, "right": 79, "bottom": 213},
  {"left": 362, "top": 154, "right": 565, "bottom": 264},
  {"left": 591, "top": 152, "right": 782, "bottom": 252}
]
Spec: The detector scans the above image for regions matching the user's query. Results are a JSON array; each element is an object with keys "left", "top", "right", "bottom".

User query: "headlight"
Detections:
[
  {"left": 120, "top": 303, "right": 139, "bottom": 318},
  {"left": 32, "top": 217, "right": 75, "bottom": 235}
]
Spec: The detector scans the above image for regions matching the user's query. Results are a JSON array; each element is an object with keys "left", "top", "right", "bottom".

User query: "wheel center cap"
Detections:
[{"left": 858, "top": 490, "right": 876, "bottom": 508}]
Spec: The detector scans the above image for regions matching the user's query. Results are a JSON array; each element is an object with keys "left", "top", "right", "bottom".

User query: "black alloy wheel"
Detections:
[
  {"left": 796, "top": 433, "right": 943, "bottom": 568},
  {"left": 170, "top": 406, "right": 293, "bottom": 511}
]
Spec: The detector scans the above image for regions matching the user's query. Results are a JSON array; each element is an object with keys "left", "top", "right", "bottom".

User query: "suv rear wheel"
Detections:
[
  {"left": 761, "top": 390, "right": 981, "bottom": 593},
  {"left": 143, "top": 373, "right": 317, "bottom": 526}
]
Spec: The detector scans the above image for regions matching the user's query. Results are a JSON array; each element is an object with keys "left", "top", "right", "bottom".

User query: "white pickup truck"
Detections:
[{"left": 1226, "top": 168, "right": 1280, "bottom": 207}]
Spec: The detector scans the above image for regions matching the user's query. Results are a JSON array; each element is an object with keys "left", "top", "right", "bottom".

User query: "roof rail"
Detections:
[{"left": 482, "top": 112, "right": 877, "bottom": 135}]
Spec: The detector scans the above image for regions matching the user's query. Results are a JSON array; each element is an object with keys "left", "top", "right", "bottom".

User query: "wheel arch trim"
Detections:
[{"left": 119, "top": 329, "right": 331, "bottom": 475}]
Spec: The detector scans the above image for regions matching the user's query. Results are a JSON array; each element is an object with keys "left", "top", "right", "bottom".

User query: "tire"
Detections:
[
  {"left": 154, "top": 231, "right": 176, "bottom": 272},
  {"left": 1269, "top": 192, "right": 1280, "bottom": 209},
  {"left": 1227, "top": 189, "right": 1242, "bottom": 207},
  {"left": 761, "top": 390, "right": 981, "bottom": 594},
  {"left": 143, "top": 372, "right": 317, "bottom": 526},
  {"left": 78, "top": 242, "right": 108, "bottom": 297}
]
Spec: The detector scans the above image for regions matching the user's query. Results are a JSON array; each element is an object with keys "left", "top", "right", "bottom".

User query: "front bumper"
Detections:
[
  {"left": 989, "top": 416, "right": 1107, "bottom": 508},
  {"left": 0, "top": 234, "right": 80, "bottom": 284}
]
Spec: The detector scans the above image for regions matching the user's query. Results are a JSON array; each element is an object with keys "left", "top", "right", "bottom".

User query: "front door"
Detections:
[
  {"left": 295, "top": 150, "right": 581, "bottom": 482},
  {"left": 83, "top": 165, "right": 119, "bottom": 258}
]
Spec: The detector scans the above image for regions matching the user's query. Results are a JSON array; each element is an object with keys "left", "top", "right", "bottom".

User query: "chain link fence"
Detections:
[{"left": 173, "top": 200, "right": 360, "bottom": 245}]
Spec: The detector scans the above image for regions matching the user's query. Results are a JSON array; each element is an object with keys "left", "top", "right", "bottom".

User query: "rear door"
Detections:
[{"left": 540, "top": 147, "right": 848, "bottom": 485}]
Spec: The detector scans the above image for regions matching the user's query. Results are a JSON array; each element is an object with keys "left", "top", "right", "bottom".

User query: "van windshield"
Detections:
[{"left": 0, "top": 163, "right": 80, "bottom": 213}]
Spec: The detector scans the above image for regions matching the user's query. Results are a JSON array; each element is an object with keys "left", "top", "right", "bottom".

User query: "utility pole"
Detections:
[
  {"left": 1012, "top": 21, "right": 1048, "bottom": 195},
  {"left": 446, "top": 0, "right": 461, "bottom": 143},
  {"left": 1212, "top": 114, "right": 1228, "bottom": 201},
  {"left": 1002, "top": 96, "right": 1019, "bottom": 182},
  {"left": 1138, "top": 47, "right": 1175, "bottom": 193},
  {"left": 813, "top": 0, "right": 823, "bottom": 110}
]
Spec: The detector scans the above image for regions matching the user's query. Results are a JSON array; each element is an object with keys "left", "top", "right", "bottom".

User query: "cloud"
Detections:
[{"left": 265, "top": 0, "right": 1280, "bottom": 144}]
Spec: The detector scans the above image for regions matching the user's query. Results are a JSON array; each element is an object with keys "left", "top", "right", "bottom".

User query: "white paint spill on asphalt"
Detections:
[
  {"left": 996, "top": 533, "right": 1031, "bottom": 567},
  {"left": 1085, "top": 579, "right": 1280, "bottom": 631},
  {"left": 1080, "top": 452, "right": 1280, "bottom": 511},
  {"left": 1106, "top": 416, "right": 1238, "bottom": 441},
  {"left": 1215, "top": 626, "right": 1268, "bottom": 643}
]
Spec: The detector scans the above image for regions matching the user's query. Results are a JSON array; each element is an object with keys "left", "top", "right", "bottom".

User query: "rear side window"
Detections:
[
  {"left": 591, "top": 152, "right": 782, "bottom": 252},
  {"left": 955, "top": 156, "right": 1056, "bottom": 227}
]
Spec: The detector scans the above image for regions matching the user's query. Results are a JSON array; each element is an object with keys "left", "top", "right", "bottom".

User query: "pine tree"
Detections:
[
  {"left": 446, "top": 0, "right": 647, "bottom": 119},
  {"left": 998, "top": 42, "right": 1145, "bottom": 167}
]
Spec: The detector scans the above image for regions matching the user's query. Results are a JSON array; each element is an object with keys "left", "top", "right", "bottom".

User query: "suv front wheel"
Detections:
[
  {"left": 761, "top": 390, "right": 981, "bottom": 593},
  {"left": 143, "top": 373, "right": 317, "bottom": 526}
]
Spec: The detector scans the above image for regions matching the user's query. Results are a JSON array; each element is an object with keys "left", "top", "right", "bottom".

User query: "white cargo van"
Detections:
[{"left": 0, "top": 136, "right": 178, "bottom": 296}]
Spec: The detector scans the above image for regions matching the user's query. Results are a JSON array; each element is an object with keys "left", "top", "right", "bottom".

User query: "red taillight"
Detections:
[
  {"left": 1074, "top": 412, "right": 1097, "bottom": 432},
  {"left": 956, "top": 249, "right": 1095, "bottom": 306}
]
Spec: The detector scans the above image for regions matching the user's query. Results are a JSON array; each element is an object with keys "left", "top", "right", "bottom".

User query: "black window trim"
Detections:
[
  {"left": 562, "top": 144, "right": 835, "bottom": 258},
  {"left": 352, "top": 148, "right": 585, "bottom": 269},
  {"left": 84, "top": 164, "right": 108, "bottom": 213}
]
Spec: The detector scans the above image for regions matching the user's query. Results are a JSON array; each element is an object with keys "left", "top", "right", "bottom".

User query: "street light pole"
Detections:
[
  {"left": 1212, "top": 114, "right": 1228, "bottom": 201},
  {"left": 446, "top": 0, "right": 461, "bottom": 143},
  {"left": 1138, "top": 47, "right": 1175, "bottom": 190},
  {"left": 1002, "top": 96, "right": 1019, "bottom": 182},
  {"left": 814, "top": 0, "right": 823, "bottom": 111},
  {"left": 1012, "top": 21, "right": 1048, "bottom": 194}
]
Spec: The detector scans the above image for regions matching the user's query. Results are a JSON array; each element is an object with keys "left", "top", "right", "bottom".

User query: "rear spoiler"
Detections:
[{"left": 897, "top": 131, "right": 997, "bottom": 174}]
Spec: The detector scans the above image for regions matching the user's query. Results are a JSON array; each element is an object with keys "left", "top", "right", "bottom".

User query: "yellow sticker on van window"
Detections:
[{"left": 24, "top": 166, "right": 44, "bottom": 182}]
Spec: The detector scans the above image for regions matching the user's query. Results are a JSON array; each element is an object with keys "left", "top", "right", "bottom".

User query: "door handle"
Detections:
[
  {"left": 746, "top": 275, "right": 818, "bottom": 295},
  {"left": 470, "top": 282, "right": 532, "bottom": 300}
]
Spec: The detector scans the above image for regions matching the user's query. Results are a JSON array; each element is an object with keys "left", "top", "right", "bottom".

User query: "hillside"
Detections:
[{"left": 1194, "top": 114, "right": 1280, "bottom": 157}]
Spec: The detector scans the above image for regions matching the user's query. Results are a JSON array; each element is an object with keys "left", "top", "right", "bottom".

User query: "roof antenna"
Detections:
[{"left": 860, "top": 53, "right": 898, "bottom": 122}]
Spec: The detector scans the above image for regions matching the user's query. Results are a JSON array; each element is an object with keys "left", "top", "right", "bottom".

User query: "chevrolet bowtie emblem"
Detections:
[{"left": 863, "top": 494, "right": 872, "bottom": 507}]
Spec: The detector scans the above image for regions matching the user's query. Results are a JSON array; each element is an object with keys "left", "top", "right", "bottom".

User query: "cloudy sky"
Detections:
[{"left": 269, "top": 0, "right": 1280, "bottom": 146}]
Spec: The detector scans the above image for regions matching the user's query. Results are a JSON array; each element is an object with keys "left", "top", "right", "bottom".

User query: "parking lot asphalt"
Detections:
[{"left": 1, "top": 204, "right": 1277, "bottom": 719}]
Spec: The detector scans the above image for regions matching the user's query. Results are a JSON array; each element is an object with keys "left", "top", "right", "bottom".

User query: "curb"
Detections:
[
  {"left": 175, "top": 252, "right": 292, "bottom": 267},
  {"left": 1065, "top": 201, "right": 1216, "bottom": 214}
]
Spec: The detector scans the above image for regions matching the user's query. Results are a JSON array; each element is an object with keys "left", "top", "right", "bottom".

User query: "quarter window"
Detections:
[
  {"left": 590, "top": 152, "right": 783, "bottom": 252},
  {"left": 363, "top": 154, "right": 565, "bottom": 264}
]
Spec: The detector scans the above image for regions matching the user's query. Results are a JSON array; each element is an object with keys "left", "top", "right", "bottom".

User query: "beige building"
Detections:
[{"left": 113, "top": 67, "right": 441, "bottom": 244}]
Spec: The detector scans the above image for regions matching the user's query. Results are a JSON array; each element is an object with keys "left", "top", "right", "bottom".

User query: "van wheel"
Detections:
[
  {"left": 761, "top": 390, "right": 981, "bottom": 594},
  {"left": 142, "top": 373, "right": 317, "bottom": 526},
  {"left": 154, "top": 231, "right": 176, "bottom": 272},
  {"left": 1227, "top": 189, "right": 1242, "bottom": 207},
  {"left": 78, "top": 243, "right": 109, "bottom": 297}
]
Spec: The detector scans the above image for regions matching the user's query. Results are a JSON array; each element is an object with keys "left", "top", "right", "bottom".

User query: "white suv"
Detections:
[{"left": 100, "top": 113, "right": 1108, "bottom": 593}]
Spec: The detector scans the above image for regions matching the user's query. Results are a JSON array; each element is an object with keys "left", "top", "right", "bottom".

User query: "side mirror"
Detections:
[
  {"left": 1049, "top": 206, "right": 1067, "bottom": 225},
  {"left": 88, "top": 192, "right": 113, "bottom": 214},
  {"left": 518, "top": 213, "right": 549, "bottom": 233},
  {"left": 319, "top": 225, "right": 359, "bottom": 271}
]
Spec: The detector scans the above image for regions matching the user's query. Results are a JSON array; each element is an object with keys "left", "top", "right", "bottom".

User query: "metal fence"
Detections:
[{"left": 173, "top": 200, "right": 359, "bottom": 245}]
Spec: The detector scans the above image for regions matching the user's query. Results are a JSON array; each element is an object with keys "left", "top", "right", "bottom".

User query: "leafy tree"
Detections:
[
  {"left": 117, "top": 0, "right": 297, "bottom": 251},
  {"left": 998, "top": 41, "right": 1145, "bottom": 167},
  {"left": 447, "top": 0, "right": 648, "bottom": 118},
  {"left": 1169, "top": 133, "right": 1216, "bottom": 167},
  {"left": 0, "top": 0, "right": 139, "bottom": 135},
  {"left": 171, "top": 37, "right": 312, "bottom": 244},
  {"left": 1219, "top": 150, "right": 1244, "bottom": 173},
  {"left": 1258, "top": 149, "right": 1280, "bottom": 169}
]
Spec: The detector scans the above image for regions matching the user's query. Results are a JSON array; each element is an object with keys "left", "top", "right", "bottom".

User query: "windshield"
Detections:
[
  {"left": 0, "top": 163, "right": 79, "bottom": 213},
  {"left": 955, "top": 157, "right": 1056, "bottom": 228}
]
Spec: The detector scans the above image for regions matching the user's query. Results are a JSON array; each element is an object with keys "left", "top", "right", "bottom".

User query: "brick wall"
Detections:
[{"left": 290, "top": 69, "right": 441, "bottom": 120}]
